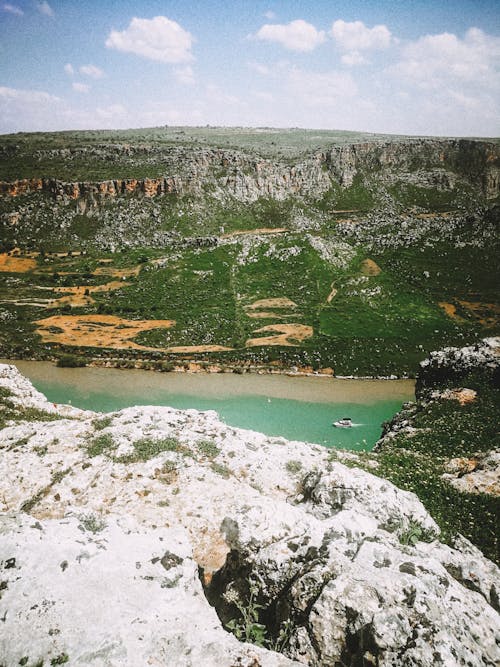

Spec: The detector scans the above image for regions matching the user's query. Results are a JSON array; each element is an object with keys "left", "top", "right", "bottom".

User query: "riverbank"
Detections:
[{"left": 2, "top": 359, "right": 414, "bottom": 451}]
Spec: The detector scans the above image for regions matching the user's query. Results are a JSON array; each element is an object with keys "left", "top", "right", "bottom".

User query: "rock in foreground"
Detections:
[{"left": 0, "top": 364, "right": 499, "bottom": 666}]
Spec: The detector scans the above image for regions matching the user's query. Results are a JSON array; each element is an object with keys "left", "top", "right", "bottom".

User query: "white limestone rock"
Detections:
[
  {"left": 0, "top": 513, "right": 296, "bottom": 667},
  {"left": 0, "top": 363, "right": 499, "bottom": 666}
]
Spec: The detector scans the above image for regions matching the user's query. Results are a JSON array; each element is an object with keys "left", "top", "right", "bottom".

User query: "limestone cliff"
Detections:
[{"left": 1, "top": 138, "right": 498, "bottom": 206}]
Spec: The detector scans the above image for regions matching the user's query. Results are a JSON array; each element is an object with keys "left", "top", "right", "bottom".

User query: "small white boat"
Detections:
[{"left": 333, "top": 417, "right": 353, "bottom": 428}]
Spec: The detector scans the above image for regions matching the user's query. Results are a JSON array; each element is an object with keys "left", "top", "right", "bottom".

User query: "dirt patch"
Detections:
[
  {"left": 0, "top": 253, "right": 37, "bottom": 273},
  {"left": 245, "top": 324, "right": 313, "bottom": 347},
  {"left": 34, "top": 314, "right": 175, "bottom": 351},
  {"left": 457, "top": 300, "right": 500, "bottom": 328},
  {"left": 93, "top": 266, "right": 141, "bottom": 278},
  {"left": 360, "top": 259, "right": 381, "bottom": 276},
  {"left": 246, "top": 297, "right": 297, "bottom": 310},
  {"left": 222, "top": 228, "right": 288, "bottom": 238},
  {"left": 438, "top": 302, "right": 464, "bottom": 321},
  {"left": 49, "top": 280, "right": 130, "bottom": 309}
]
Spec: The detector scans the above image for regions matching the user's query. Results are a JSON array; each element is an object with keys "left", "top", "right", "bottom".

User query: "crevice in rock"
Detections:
[{"left": 198, "top": 543, "right": 333, "bottom": 662}]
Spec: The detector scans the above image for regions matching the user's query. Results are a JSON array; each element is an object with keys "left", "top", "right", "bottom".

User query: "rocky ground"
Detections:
[{"left": 0, "top": 361, "right": 499, "bottom": 666}]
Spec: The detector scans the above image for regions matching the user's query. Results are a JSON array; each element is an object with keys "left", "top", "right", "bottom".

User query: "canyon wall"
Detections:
[{"left": 1, "top": 138, "right": 498, "bottom": 205}]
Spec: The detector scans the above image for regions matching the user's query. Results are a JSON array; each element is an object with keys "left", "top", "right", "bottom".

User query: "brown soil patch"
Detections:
[
  {"left": 222, "top": 228, "right": 288, "bottom": 238},
  {"left": 458, "top": 300, "right": 500, "bottom": 328},
  {"left": 93, "top": 266, "right": 141, "bottom": 278},
  {"left": 438, "top": 302, "right": 464, "bottom": 322},
  {"left": 49, "top": 280, "right": 130, "bottom": 308},
  {"left": 246, "top": 297, "right": 297, "bottom": 310},
  {"left": 246, "top": 324, "right": 313, "bottom": 347},
  {"left": 0, "top": 253, "right": 37, "bottom": 273},
  {"left": 246, "top": 311, "right": 289, "bottom": 319},
  {"left": 166, "top": 345, "right": 234, "bottom": 353},
  {"left": 34, "top": 314, "right": 175, "bottom": 351},
  {"left": 360, "top": 259, "right": 381, "bottom": 276}
]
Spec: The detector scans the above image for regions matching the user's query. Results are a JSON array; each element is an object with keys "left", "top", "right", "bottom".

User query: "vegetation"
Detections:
[
  {"left": 364, "top": 370, "right": 499, "bottom": 563},
  {"left": 56, "top": 353, "right": 86, "bottom": 368},
  {"left": 79, "top": 513, "right": 107, "bottom": 533}
]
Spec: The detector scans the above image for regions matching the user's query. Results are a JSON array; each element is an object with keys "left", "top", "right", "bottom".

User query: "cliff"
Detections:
[
  {"left": 1, "top": 138, "right": 498, "bottom": 206},
  {"left": 0, "top": 363, "right": 499, "bottom": 665}
]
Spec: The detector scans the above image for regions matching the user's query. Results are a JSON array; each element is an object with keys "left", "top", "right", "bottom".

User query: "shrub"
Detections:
[{"left": 56, "top": 354, "right": 86, "bottom": 368}]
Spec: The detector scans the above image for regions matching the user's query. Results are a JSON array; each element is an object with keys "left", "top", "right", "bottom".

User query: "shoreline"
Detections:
[{"left": 1, "top": 352, "right": 413, "bottom": 382}]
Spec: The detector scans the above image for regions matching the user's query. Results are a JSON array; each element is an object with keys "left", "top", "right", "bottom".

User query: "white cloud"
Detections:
[
  {"left": 264, "top": 11, "right": 276, "bottom": 20},
  {"left": 36, "top": 1, "right": 54, "bottom": 17},
  {"left": 174, "top": 65, "right": 195, "bottom": 85},
  {"left": 79, "top": 64, "right": 105, "bottom": 79},
  {"left": 341, "top": 52, "right": 367, "bottom": 66},
  {"left": 254, "top": 19, "right": 326, "bottom": 52},
  {"left": 286, "top": 67, "right": 358, "bottom": 106},
  {"left": 0, "top": 86, "right": 62, "bottom": 132},
  {"left": 72, "top": 82, "right": 90, "bottom": 94},
  {"left": 64, "top": 63, "right": 74, "bottom": 76},
  {"left": 392, "top": 28, "right": 500, "bottom": 88},
  {"left": 331, "top": 20, "right": 392, "bottom": 64},
  {"left": 0, "top": 86, "right": 60, "bottom": 104},
  {"left": 2, "top": 3, "right": 23, "bottom": 16},
  {"left": 105, "top": 16, "right": 194, "bottom": 64}
]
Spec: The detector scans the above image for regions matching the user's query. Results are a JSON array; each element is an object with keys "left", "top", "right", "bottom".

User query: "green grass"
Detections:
[
  {"left": 389, "top": 182, "right": 476, "bottom": 211},
  {"left": 315, "top": 175, "right": 375, "bottom": 212},
  {"left": 115, "top": 436, "right": 191, "bottom": 463},
  {"left": 371, "top": 372, "right": 500, "bottom": 563}
]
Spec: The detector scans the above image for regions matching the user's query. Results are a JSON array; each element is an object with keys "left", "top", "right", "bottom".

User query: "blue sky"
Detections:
[{"left": 1, "top": 0, "right": 499, "bottom": 135}]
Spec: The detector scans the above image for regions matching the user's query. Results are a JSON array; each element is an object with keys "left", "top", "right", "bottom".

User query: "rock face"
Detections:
[
  {"left": 1, "top": 138, "right": 498, "bottom": 205},
  {"left": 0, "top": 363, "right": 499, "bottom": 665},
  {"left": 417, "top": 336, "right": 500, "bottom": 392}
]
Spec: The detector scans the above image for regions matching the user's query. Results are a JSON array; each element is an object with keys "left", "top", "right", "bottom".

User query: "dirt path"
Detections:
[
  {"left": 326, "top": 285, "right": 337, "bottom": 303},
  {"left": 222, "top": 228, "right": 288, "bottom": 238},
  {"left": 246, "top": 324, "right": 313, "bottom": 347}
]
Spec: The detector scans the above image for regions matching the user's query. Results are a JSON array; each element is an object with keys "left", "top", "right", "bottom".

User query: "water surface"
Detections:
[{"left": 5, "top": 361, "right": 414, "bottom": 451}]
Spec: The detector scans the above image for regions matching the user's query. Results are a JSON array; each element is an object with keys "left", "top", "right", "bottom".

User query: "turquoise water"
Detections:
[{"left": 6, "top": 361, "right": 414, "bottom": 451}]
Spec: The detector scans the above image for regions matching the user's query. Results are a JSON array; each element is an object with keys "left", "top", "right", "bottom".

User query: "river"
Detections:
[{"left": 4, "top": 361, "right": 414, "bottom": 451}]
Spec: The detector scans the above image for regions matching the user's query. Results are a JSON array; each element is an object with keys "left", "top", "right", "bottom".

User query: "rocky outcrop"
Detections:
[
  {"left": 1, "top": 138, "right": 498, "bottom": 206},
  {"left": 1, "top": 363, "right": 499, "bottom": 665},
  {"left": 443, "top": 449, "right": 500, "bottom": 495},
  {"left": 416, "top": 336, "right": 500, "bottom": 392}
]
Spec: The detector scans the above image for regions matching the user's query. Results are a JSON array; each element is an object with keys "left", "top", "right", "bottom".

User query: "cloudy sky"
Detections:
[{"left": 1, "top": 0, "right": 499, "bottom": 136}]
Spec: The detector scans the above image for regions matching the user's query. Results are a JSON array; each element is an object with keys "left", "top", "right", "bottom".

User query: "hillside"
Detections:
[{"left": 0, "top": 127, "right": 499, "bottom": 375}]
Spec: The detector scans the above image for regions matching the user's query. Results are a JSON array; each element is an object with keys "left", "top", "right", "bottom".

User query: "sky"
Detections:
[{"left": 0, "top": 0, "right": 499, "bottom": 136}]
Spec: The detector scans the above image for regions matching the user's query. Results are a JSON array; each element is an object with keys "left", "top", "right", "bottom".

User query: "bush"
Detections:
[{"left": 56, "top": 354, "right": 86, "bottom": 368}]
